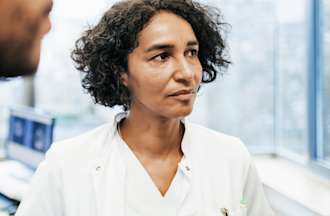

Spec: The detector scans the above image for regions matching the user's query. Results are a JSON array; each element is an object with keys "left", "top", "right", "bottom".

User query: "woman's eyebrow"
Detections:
[
  {"left": 144, "top": 40, "right": 199, "bottom": 53},
  {"left": 144, "top": 44, "right": 175, "bottom": 53},
  {"left": 187, "top": 40, "right": 199, "bottom": 47}
]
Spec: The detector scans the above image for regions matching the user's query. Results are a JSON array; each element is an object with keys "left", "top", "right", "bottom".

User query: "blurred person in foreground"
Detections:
[
  {"left": 0, "top": 0, "right": 52, "bottom": 78},
  {"left": 16, "top": 0, "right": 275, "bottom": 215}
]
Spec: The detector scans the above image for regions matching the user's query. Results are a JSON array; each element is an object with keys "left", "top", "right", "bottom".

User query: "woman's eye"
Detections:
[
  {"left": 186, "top": 49, "right": 198, "bottom": 57},
  {"left": 152, "top": 53, "right": 170, "bottom": 62}
]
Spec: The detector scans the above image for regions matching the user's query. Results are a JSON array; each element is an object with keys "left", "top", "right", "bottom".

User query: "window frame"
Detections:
[
  {"left": 308, "top": 0, "right": 330, "bottom": 172},
  {"left": 315, "top": 0, "right": 330, "bottom": 169}
]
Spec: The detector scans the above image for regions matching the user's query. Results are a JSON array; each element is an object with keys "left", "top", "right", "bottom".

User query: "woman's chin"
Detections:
[{"left": 163, "top": 106, "right": 194, "bottom": 119}]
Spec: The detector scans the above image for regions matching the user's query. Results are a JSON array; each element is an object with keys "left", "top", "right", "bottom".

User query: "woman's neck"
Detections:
[{"left": 119, "top": 108, "right": 184, "bottom": 159}]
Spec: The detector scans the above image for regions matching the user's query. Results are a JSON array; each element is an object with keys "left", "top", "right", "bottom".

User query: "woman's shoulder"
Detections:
[
  {"left": 44, "top": 122, "right": 114, "bottom": 165},
  {"left": 186, "top": 122, "right": 251, "bottom": 162},
  {"left": 187, "top": 122, "right": 240, "bottom": 142},
  {"left": 54, "top": 122, "right": 112, "bottom": 148}
]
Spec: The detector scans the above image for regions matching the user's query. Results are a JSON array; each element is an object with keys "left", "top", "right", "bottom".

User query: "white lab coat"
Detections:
[{"left": 15, "top": 115, "right": 274, "bottom": 216}]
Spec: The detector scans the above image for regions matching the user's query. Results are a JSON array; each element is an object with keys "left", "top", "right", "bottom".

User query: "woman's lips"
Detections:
[
  {"left": 168, "top": 89, "right": 195, "bottom": 100},
  {"left": 169, "top": 89, "right": 194, "bottom": 96},
  {"left": 170, "top": 93, "right": 195, "bottom": 100}
]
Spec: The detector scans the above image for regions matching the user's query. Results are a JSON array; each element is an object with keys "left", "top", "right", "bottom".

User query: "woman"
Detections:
[{"left": 16, "top": 0, "right": 275, "bottom": 215}]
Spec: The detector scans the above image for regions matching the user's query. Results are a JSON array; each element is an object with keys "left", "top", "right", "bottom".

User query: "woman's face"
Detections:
[{"left": 123, "top": 11, "right": 202, "bottom": 119}]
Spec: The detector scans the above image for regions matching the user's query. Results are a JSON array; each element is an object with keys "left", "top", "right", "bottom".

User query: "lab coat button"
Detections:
[
  {"left": 185, "top": 166, "right": 190, "bottom": 171},
  {"left": 221, "top": 208, "right": 228, "bottom": 216},
  {"left": 96, "top": 166, "right": 101, "bottom": 171}
]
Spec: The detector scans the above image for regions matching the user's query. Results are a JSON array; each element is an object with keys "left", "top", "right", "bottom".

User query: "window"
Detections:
[
  {"left": 191, "top": 0, "right": 276, "bottom": 153},
  {"left": 275, "top": 0, "right": 309, "bottom": 159},
  {"left": 320, "top": 0, "right": 330, "bottom": 162}
]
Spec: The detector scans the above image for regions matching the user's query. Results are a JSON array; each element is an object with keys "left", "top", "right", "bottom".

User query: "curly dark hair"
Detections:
[{"left": 71, "top": 0, "right": 230, "bottom": 110}]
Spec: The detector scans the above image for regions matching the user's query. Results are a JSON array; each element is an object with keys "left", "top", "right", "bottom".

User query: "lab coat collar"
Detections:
[
  {"left": 180, "top": 119, "right": 192, "bottom": 173},
  {"left": 113, "top": 112, "right": 193, "bottom": 175},
  {"left": 114, "top": 111, "right": 128, "bottom": 125}
]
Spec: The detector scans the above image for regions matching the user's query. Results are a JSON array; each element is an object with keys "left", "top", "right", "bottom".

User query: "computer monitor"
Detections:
[{"left": 6, "top": 107, "right": 55, "bottom": 169}]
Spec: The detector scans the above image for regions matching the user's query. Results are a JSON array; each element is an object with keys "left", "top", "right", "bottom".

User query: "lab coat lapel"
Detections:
[
  {"left": 178, "top": 173, "right": 199, "bottom": 216},
  {"left": 91, "top": 123, "right": 126, "bottom": 216},
  {"left": 178, "top": 122, "right": 200, "bottom": 216}
]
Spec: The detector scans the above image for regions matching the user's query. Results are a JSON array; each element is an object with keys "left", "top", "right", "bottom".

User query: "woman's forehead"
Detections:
[{"left": 136, "top": 11, "right": 198, "bottom": 49}]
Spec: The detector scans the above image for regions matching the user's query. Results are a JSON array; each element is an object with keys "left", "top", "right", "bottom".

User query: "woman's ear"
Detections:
[{"left": 120, "top": 72, "right": 128, "bottom": 87}]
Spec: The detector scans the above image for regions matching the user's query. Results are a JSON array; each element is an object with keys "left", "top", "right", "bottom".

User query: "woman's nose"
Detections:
[{"left": 174, "top": 57, "right": 195, "bottom": 83}]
